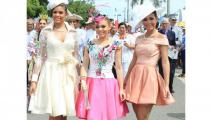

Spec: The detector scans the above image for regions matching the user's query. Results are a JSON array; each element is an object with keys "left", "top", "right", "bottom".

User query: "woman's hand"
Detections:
[
  {"left": 119, "top": 89, "right": 126, "bottom": 101},
  {"left": 29, "top": 81, "right": 37, "bottom": 96},
  {"left": 124, "top": 42, "right": 130, "bottom": 48}
]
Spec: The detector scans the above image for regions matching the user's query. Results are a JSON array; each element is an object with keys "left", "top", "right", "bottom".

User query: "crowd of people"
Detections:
[{"left": 26, "top": 0, "right": 185, "bottom": 120}]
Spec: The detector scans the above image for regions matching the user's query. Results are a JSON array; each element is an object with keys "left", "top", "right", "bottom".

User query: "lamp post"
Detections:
[
  {"left": 167, "top": 0, "right": 170, "bottom": 16},
  {"left": 124, "top": 8, "right": 126, "bottom": 22},
  {"left": 117, "top": 14, "right": 121, "bottom": 21},
  {"left": 127, "top": 0, "right": 129, "bottom": 22}
]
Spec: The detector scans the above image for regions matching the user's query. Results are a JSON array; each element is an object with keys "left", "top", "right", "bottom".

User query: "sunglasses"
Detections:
[{"left": 96, "top": 25, "right": 106, "bottom": 29}]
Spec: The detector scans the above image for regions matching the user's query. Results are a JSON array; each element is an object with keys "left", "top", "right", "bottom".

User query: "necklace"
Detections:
[
  {"left": 53, "top": 24, "right": 66, "bottom": 32},
  {"left": 144, "top": 29, "right": 157, "bottom": 38}
]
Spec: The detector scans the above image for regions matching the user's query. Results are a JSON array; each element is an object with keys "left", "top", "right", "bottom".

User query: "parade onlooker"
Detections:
[
  {"left": 27, "top": 18, "right": 37, "bottom": 63},
  {"left": 113, "top": 22, "right": 135, "bottom": 79},
  {"left": 169, "top": 16, "right": 183, "bottom": 68},
  {"left": 76, "top": 16, "right": 129, "bottom": 120},
  {"left": 27, "top": 18, "right": 37, "bottom": 111},
  {"left": 84, "top": 17, "right": 97, "bottom": 44},
  {"left": 28, "top": 1, "right": 79, "bottom": 120},
  {"left": 66, "top": 13, "right": 83, "bottom": 28},
  {"left": 158, "top": 18, "right": 177, "bottom": 93},
  {"left": 178, "top": 27, "right": 186, "bottom": 77},
  {"left": 38, "top": 14, "right": 48, "bottom": 35},
  {"left": 110, "top": 25, "right": 117, "bottom": 37},
  {"left": 27, "top": 18, "right": 37, "bottom": 83},
  {"left": 108, "top": 19, "right": 118, "bottom": 78},
  {"left": 27, "top": 15, "right": 48, "bottom": 81},
  {"left": 28, "top": 15, "right": 48, "bottom": 77},
  {"left": 126, "top": 23, "right": 133, "bottom": 34},
  {"left": 124, "top": 4, "right": 175, "bottom": 120},
  {"left": 67, "top": 13, "right": 86, "bottom": 63}
]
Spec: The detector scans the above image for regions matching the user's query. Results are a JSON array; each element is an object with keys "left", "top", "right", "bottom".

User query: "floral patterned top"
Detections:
[
  {"left": 27, "top": 40, "right": 40, "bottom": 56},
  {"left": 87, "top": 39, "right": 121, "bottom": 78}
]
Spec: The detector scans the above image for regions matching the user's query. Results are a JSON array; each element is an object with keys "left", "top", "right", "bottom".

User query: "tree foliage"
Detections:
[
  {"left": 67, "top": 1, "right": 95, "bottom": 21},
  {"left": 130, "top": 0, "right": 161, "bottom": 8},
  {"left": 27, "top": 0, "right": 94, "bottom": 21},
  {"left": 27, "top": 0, "right": 47, "bottom": 18}
]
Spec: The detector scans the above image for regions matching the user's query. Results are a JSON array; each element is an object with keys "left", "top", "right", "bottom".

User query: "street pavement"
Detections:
[{"left": 27, "top": 68, "right": 185, "bottom": 120}]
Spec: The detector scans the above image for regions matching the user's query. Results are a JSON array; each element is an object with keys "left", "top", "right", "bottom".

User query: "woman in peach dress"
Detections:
[{"left": 124, "top": 4, "right": 175, "bottom": 120}]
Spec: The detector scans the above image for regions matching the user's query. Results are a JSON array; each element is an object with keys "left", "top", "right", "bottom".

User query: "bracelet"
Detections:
[
  {"left": 80, "top": 75, "right": 87, "bottom": 78},
  {"left": 80, "top": 77, "right": 87, "bottom": 81}
]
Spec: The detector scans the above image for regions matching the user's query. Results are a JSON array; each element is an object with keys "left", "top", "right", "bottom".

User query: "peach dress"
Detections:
[{"left": 125, "top": 35, "right": 175, "bottom": 105}]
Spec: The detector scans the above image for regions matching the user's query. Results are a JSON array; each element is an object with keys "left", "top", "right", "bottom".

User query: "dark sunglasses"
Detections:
[{"left": 96, "top": 25, "right": 106, "bottom": 29}]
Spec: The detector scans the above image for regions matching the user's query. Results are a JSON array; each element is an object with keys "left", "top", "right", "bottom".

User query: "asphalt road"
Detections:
[{"left": 27, "top": 69, "right": 185, "bottom": 120}]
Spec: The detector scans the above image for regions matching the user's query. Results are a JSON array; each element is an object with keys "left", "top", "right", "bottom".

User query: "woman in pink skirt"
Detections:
[
  {"left": 124, "top": 4, "right": 175, "bottom": 120},
  {"left": 75, "top": 16, "right": 129, "bottom": 120}
]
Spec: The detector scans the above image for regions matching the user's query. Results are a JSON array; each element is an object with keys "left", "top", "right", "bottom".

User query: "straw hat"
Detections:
[{"left": 66, "top": 14, "right": 83, "bottom": 21}]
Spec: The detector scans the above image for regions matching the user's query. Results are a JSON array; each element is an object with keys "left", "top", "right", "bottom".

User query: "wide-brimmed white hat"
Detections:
[
  {"left": 67, "top": 14, "right": 83, "bottom": 21},
  {"left": 131, "top": 3, "right": 156, "bottom": 29},
  {"left": 47, "top": 0, "right": 69, "bottom": 10}
]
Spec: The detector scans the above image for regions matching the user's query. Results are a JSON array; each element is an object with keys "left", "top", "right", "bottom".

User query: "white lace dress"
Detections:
[{"left": 28, "top": 22, "right": 79, "bottom": 117}]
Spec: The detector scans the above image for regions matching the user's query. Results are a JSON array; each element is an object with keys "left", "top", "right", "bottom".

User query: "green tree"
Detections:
[
  {"left": 27, "top": 0, "right": 47, "bottom": 18},
  {"left": 130, "top": 0, "right": 161, "bottom": 8},
  {"left": 27, "top": 0, "right": 94, "bottom": 20},
  {"left": 131, "top": 0, "right": 144, "bottom": 8},
  {"left": 68, "top": 1, "right": 95, "bottom": 21}
]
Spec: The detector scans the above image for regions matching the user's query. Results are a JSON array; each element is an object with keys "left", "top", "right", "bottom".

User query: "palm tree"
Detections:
[
  {"left": 130, "top": 0, "right": 162, "bottom": 8},
  {"left": 130, "top": 0, "right": 144, "bottom": 8}
]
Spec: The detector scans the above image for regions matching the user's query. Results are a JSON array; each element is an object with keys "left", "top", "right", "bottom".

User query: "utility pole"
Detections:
[
  {"left": 167, "top": 0, "right": 170, "bottom": 16},
  {"left": 127, "top": 0, "right": 129, "bottom": 22},
  {"left": 124, "top": 8, "right": 126, "bottom": 22},
  {"left": 117, "top": 14, "right": 121, "bottom": 21}
]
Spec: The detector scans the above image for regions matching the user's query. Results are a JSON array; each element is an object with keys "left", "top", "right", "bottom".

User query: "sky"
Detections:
[{"left": 94, "top": 0, "right": 185, "bottom": 22}]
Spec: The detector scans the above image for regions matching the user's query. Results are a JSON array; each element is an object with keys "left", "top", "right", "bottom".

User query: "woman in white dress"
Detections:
[{"left": 28, "top": 1, "right": 79, "bottom": 120}]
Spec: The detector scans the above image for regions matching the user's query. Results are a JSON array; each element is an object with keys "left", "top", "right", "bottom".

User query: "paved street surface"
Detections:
[{"left": 28, "top": 68, "right": 185, "bottom": 120}]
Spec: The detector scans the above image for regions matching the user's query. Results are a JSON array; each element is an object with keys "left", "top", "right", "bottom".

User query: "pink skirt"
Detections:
[
  {"left": 76, "top": 77, "right": 129, "bottom": 120},
  {"left": 125, "top": 64, "right": 175, "bottom": 105}
]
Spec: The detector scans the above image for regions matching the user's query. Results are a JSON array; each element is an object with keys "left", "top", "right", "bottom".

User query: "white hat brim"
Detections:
[{"left": 131, "top": 4, "right": 156, "bottom": 29}]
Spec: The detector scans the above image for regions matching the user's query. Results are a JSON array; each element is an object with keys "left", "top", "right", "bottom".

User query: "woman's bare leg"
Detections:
[
  {"left": 132, "top": 103, "right": 139, "bottom": 118},
  {"left": 133, "top": 104, "right": 153, "bottom": 120},
  {"left": 49, "top": 115, "right": 67, "bottom": 120}
]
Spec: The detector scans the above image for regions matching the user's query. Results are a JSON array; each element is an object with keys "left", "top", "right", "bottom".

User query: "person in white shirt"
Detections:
[
  {"left": 27, "top": 18, "right": 37, "bottom": 83},
  {"left": 67, "top": 13, "right": 86, "bottom": 63},
  {"left": 27, "top": 18, "right": 37, "bottom": 61},
  {"left": 84, "top": 17, "right": 97, "bottom": 44},
  {"left": 113, "top": 22, "right": 135, "bottom": 79}
]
